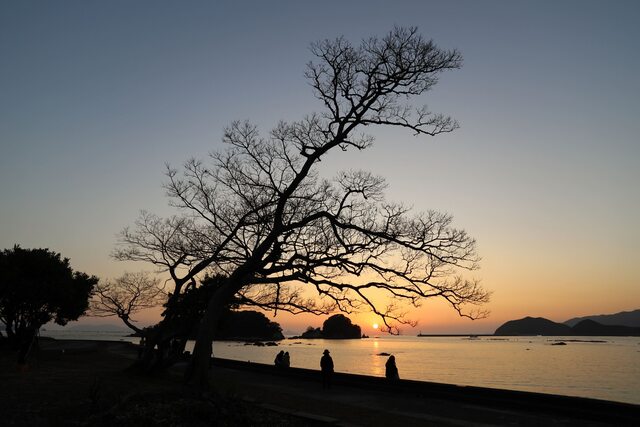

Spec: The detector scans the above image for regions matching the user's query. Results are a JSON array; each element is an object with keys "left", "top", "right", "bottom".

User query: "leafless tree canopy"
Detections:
[
  {"left": 115, "top": 27, "right": 489, "bottom": 335},
  {"left": 91, "top": 272, "right": 165, "bottom": 334}
]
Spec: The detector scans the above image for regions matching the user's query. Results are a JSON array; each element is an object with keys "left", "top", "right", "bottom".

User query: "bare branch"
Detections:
[
  {"left": 90, "top": 272, "right": 166, "bottom": 334},
  {"left": 115, "top": 28, "right": 488, "bottom": 381}
]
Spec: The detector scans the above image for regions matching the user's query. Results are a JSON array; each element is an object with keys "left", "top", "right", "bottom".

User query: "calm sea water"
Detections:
[{"left": 42, "top": 331, "right": 640, "bottom": 405}]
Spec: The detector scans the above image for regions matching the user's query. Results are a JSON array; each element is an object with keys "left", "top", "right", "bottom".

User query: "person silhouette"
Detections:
[
  {"left": 138, "top": 334, "right": 146, "bottom": 359},
  {"left": 283, "top": 351, "right": 290, "bottom": 368},
  {"left": 274, "top": 350, "right": 284, "bottom": 368},
  {"left": 320, "top": 349, "right": 334, "bottom": 389},
  {"left": 385, "top": 355, "right": 399, "bottom": 380}
]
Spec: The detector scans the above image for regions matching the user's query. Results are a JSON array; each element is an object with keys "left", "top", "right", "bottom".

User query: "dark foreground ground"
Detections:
[{"left": 1, "top": 338, "right": 637, "bottom": 426}]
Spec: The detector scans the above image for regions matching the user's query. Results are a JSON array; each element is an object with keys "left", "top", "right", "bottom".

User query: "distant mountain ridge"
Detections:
[
  {"left": 495, "top": 315, "right": 640, "bottom": 336},
  {"left": 570, "top": 319, "right": 640, "bottom": 336},
  {"left": 494, "top": 317, "right": 573, "bottom": 336},
  {"left": 564, "top": 309, "right": 640, "bottom": 328}
]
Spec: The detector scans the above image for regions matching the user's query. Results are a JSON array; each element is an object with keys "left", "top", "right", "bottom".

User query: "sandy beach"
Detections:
[{"left": 1, "top": 338, "right": 637, "bottom": 426}]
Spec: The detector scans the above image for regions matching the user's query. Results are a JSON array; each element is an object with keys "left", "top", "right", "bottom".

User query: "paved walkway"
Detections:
[{"left": 208, "top": 362, "right": 628, "bottom": 426}]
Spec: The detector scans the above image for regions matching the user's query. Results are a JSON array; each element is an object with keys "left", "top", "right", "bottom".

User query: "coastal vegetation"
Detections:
[
  {"left": 162, "top": 275, "right": 284, "bottom": 341},
  {"left": 0, "top": 246, "right": 97, "bottom": 346},
  {"left": 215, "top": 310, "right": 284, "bottom": 341}
]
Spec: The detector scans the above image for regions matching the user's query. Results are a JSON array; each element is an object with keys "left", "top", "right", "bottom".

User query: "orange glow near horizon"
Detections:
[{"left": 79, "top": 266, "right": 640, "bottom": 337}]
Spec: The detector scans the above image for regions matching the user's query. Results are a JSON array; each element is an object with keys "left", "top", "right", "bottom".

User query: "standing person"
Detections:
[
  {"left": 274, "top": 350, "right": 284, "bottom": 368},
  {"left": 320, "top": 349, "right": 334, "bottom": 389},
  {"left": 283, "top": 351, "right": 290, "bottom": 368},
  {"left": 385, "top": 355, "right": 400, "bottom": 380},
  {"left": 138, "top": 334, "right": 146, "bottom": 360}
]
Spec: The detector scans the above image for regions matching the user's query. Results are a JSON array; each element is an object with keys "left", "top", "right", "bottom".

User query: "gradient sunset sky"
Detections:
[{"left": 1, "top": 1, "right": 639, "bottom": 334}]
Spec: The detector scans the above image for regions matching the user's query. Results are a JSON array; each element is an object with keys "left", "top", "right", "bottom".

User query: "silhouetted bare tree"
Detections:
[
  {"left": 90, "top": 272, "right": 165, "bottom": 334},
  {"left": 116, "top": 27, "right": 490, "bottom": 389}
]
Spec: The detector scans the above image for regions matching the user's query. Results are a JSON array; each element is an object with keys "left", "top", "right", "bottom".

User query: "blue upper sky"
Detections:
[{"left": 1, "top": 0, "right": 639, "bottom": 332}]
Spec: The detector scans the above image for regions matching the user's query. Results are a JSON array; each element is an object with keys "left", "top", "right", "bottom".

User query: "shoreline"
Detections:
[
  {"left": 18, "top": 337, "right": 638, "bottom": 406},
  {"left": 31, "top": 335, "right": 640, "bottom": 406},
  {"left": 2, "top": 338, "right": 638, "bottom": 425}
]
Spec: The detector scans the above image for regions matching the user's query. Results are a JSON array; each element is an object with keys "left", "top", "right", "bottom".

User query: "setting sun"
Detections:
[{"left": 372, "top": 323, "right": 379, "bottom": 330}]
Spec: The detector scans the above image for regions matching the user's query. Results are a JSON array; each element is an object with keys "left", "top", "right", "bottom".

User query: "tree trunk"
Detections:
[
  {"left": 121, "top": 316, "right": 143, "bottom": 335},
  {"left": 16, "top": 327, "right": 36, "bottom": 365},
  {"left": 128, "top": 288, "right": 198, "bottom": 373},
  {"left": 4, "top": 319, "right": 15, "bottom": 341},
  {"left": 184, "top": 278, "right": 240, "bottom": 391},
  {"left": 133, "top": 316, "right": 182, "bottom": 373}
]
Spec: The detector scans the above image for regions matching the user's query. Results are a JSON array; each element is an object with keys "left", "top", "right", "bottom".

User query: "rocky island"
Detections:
[{"left": 296, "top": 314, "right": 363, "bottom": 339}]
